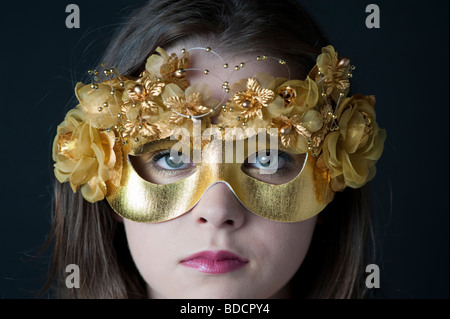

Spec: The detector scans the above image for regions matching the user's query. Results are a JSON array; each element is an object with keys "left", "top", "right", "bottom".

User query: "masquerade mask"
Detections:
[{"left": 52, "top": 45, "right": 386, "bottom": 222}]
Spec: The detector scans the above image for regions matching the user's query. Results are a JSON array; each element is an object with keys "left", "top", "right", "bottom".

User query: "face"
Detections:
[{"left": 121, "top": 42, "right": 318, "bottom": 298}]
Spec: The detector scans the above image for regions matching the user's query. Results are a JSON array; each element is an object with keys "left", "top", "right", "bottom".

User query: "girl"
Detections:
[{"left": 46, "top": 0, "right": 385, "bottom": 298}]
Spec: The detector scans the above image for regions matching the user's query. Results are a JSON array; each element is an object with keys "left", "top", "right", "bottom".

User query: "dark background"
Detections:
[{"left": 0, "top": 0, "right": 448, "bottom": 299}]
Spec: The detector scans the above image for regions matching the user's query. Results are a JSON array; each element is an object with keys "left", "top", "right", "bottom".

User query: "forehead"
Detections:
[{"left": 165, "top": 42, "right": 291, "bottom": 100}]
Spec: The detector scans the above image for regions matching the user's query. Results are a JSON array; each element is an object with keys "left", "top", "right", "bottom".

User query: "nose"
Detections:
[{"left": 190, "top": 182, "right": 246, "bottom": 229}]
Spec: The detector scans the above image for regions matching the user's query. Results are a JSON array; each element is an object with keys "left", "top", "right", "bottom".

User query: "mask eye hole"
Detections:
[
  {"left": 130, "top": 149, "right": 197, "bottom": 185},
  {"left": 241, "top": 149, "right": 306, "bottom": 185}
]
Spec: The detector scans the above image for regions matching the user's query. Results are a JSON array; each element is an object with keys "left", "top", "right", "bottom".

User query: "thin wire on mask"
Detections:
[{"left": 161, "top": 46, "right": 292, "bottom": 120}]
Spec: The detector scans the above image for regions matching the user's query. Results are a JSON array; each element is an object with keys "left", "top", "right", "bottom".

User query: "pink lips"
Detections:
[{"left": 181, "top": 250, "right": 248, "bottom": 274}]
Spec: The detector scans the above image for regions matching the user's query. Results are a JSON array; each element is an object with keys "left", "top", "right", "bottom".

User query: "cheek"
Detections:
[
  {"left": 122, "top": 220, "right": 176, "bottom": 280},
  {"left": 250, "top": 216, "right": 317, "bottom": 288}
]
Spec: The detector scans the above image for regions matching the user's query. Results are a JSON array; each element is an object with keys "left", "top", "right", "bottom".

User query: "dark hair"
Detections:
[{"left": 45, "top": 0, "right": 374, "bottom": 298}]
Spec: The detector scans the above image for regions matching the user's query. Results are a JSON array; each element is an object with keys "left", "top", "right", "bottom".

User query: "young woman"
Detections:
[{"left": 46, "top": 0, "right": 385, "bottom": 298}]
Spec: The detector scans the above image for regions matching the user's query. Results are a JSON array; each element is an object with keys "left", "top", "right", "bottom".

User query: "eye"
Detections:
[
  {"left": 245, "top": 150, "right": 291, "bottom": 170},
  {"left": 129, "top": 149, "right": 196, "bottom": 185},
  {"left": 241, "top": 150, "right": 306, "bottom": 185},
  {"left": 152, "top": 150, "right": 192, "bottom": 170}
]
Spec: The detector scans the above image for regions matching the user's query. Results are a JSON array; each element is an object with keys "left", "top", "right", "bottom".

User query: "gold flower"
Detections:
[
  {"left": 145, "top": 47, "right": 190, "bottom": 90},
  {"left": 275, "top": 77, "right": 319, "bottom": 114},
  {"left": 233, "top": 77, "right": 275, "bottom": 121},
  {"left": 118, "top": 77, "right": 170, "bottom": 147},
  {"left": 52, "top": 109, "right": 122, "bottom": 202},
  {"left": 75, "top": 81, "right": 125, "bottom": 129},
  {"left": 124, "top": 78, "right": 165, "bottom": 112},
  {"left": 316, "top": 45, "right": 351, "bottom": 96},
  {"left": 162, "top": 83, "right": 215, "bottom": 125},
  {"left": 268, "top": 115, "right": 311, "bottom": 151},
  {"left": 122, "top": 120, "right": 161, "bottom": 143},
  {"left": 321, "top": 95, "right": 386, "bottom": 191}
]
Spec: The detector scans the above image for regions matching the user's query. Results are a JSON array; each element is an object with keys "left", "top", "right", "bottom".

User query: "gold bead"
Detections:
[
  {"left": 204, "top": 69, "right": 210, "bottom": 75},
  {"left": 242, "top": 122, "right": 246, "bottom": 126},
  {"left": 106, "top": 128, "right": 111, "bottom": 132},
  {"left": 181, "top": 48, "right": 186, "bottom": 53},
  {"left": 308, "top": 146, "right": 313, "bottom": 151},
  {"left": 103, "top": 102, "right": 108, "bottom": 107},
  {"left": 256, "top": 56, "right": 262, "bottom": 61},
  {"left": 117, "top": 113, "right": 121, "bottom": 118},
  {"left": 90, "top": 84, "right": 98, "bottom": 89},
  {"left": 236, "top": 116, "right": 241, "bottom": 121},
  {"left": 222, "top": 104, "right": 227, "bottom": 109},
  {"left": 338, "top": 58, "right": 350, "bottom": 68},
  {"left": 234, "top": 65, "right": 240, "bottom": 71},
  {"left": 138, "top": 125, "right": 143, "bottom": 130},
  {"left": 242, "top": 99, "right": 251, "bottom": 108},
  {"left": 120, "top": 81, "right": 125, "bottom": 87},
  {"left": 223, "top": 63, "right": 229, "bottom": 68},
  {"left": 239, "top": 62, "right": 245, "bottom": 68},
  {"left": 98, "top": 107, "right": 103, "bottom": 112},
  {"left": 262, "top": 55, "right": 268, "bottom": 60},
  {"left": 228, "top": 107, "right": 233, "bottom": 112},
  {"left": 218, "top": 126, "right": 224, "bottom": 131},
  {"left": 225, "top": 88, "right": 230, "bottom": 93},
  {"left": 132, "top": 103, "right": 137, "bottom": 108},
  {"left": 134, "top": 85, "right": 143, "bottom": 94},
  {"left": 110, "top": 90, "right": 115, "bottom": 95},
  {"left": 135, "top": 138, "right": 139, "bottom": 142},
  {"left": 206, "top": 47, "right": 212, "bottom": 52},
  {"left": 279, "top": 59, "right": 286, "bottom": 65},
  {"left": 174, "top": 69, "right": 185, "bottom": 78}
]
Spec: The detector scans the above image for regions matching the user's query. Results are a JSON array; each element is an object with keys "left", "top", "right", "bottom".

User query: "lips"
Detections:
[{"left": 181, "top": 250, "right": 248, "bottom": 274}]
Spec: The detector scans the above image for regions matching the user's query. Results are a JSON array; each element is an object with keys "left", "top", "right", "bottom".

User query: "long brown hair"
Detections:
[{"left": 45, "top": 0, "right": 374, "bottom": 298}]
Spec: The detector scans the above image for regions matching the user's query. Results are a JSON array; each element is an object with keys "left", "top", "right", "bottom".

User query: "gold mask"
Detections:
[
  {"left": 106, "top": 132, "right": 334, "bottom": 223},
  {"left": 52, "top": 45, "right": 386, "bottom": 222}
]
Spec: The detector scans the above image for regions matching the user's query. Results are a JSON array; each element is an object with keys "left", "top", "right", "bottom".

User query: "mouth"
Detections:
[{"left": 180, "top": 250, "right": 249, "bottom": 274}]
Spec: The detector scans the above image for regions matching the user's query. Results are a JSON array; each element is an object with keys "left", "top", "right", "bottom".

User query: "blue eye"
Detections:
[
  {"left": 152, "top": 150, "right": 192, "bottom": 170},
  {"left": 246, "top": 150, "right": 292, "bottom": 171}
]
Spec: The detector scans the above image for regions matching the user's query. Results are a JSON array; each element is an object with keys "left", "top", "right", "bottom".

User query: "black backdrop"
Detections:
[{"left": 0, "top": 0, "right": 448, "bottom": 299}]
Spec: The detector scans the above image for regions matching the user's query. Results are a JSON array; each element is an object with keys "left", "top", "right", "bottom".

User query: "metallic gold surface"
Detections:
[{"left": 106, "top": 137, "right": 334, "bottom": 223}]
